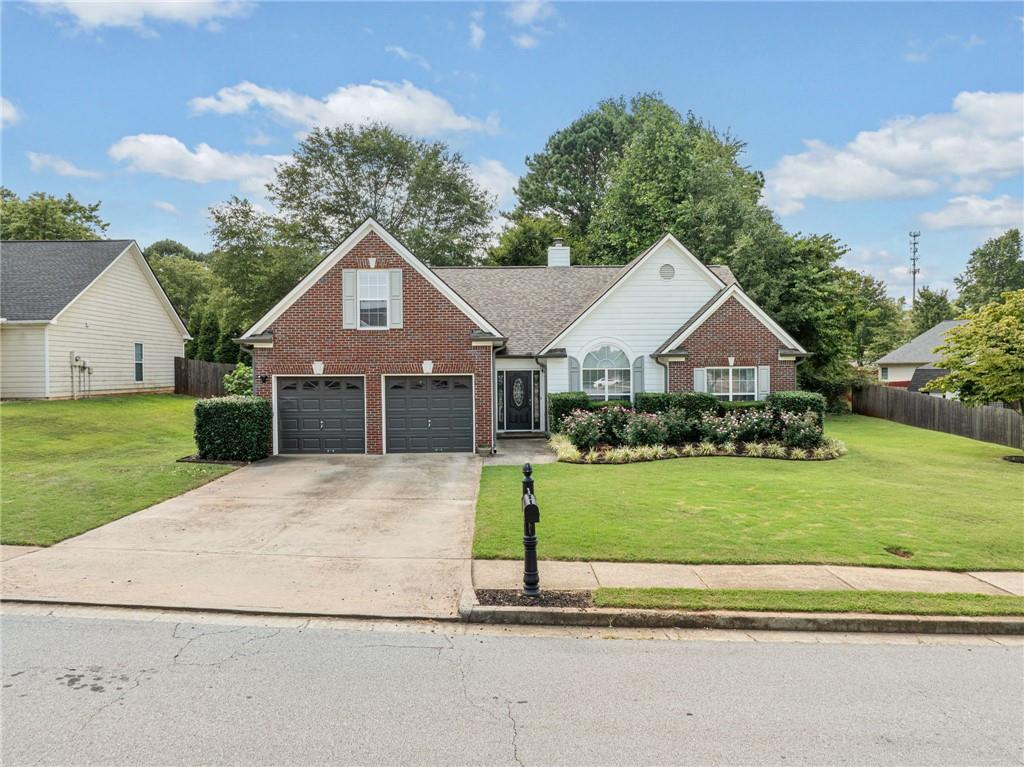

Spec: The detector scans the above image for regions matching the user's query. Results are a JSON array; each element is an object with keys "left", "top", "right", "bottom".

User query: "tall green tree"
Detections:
[
  {"left": 834, "top": 269, "right": 906, "bottom": 365},
  {"left": 146, "top": 239, "right": 204, "bottom": 261},
  {"left": 585, "top": 99, "right": 763, "bottom": 265},
  {"left": 486, "top": 214, "right": 572, "bottom": 266},
  {"left": 925, "top": 290, "right": 1024, "bottom": 411},
  {"left": 146, "top": 252, "right": 217, "bottom": 325},
  {"left": 954, "top": 229, "right": 1024, "bottom": 311},
  {"left": 266, "top": 123, "right": 493, "bottom": 265},
  {"left": 910, "top": 286, "right": 956, "bottom": 337},
  {"left": 514, "top": 95, "right": 652, "bottom": 239},
  {"left": 194, "top": 310, "right": 221, "bottom": 362},
  {"left": 184, "top": 308, "right": 203, "bottom": 359},
  {"left": 0, "top": 188, "right": 108, "bottom": 240},
  {"left": 215, "top": 323, "right": 243, "bottom": 364}
]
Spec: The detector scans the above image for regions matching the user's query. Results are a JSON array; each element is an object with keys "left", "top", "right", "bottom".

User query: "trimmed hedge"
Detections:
[
  {"left": 766, "top": 390, "right": 826, "bottom": 427},
  {"left": 634, "top": 391, "right": 720, "bottom": 418},
  {"left": 548, "top": 392, "right": 592, "bottom": 432},
  {"left": 194, "top": 396, "right": 272, "bottom": 461},
  {"left": 720, "top": 400, "right": 768, "bottom": 412}
]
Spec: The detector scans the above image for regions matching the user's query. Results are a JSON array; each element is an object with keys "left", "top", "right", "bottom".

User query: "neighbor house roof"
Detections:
[
  {"left": 0, "top": 240, "right": 134, "bottom": 321},
  {"left": 875, "top": 320, "right": 967, "bottom": 365},
  {"left": 908, "top": 366, "right": 948, "bottom": 393}
]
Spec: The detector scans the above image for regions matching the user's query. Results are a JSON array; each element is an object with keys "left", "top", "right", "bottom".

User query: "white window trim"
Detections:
[
  {"left": 357, "top": 270, "right": 389, "bottom": 330},
  {"left": 582, "top": 343, "right": 633, "bottom": 402},
  {"left": 880, "top": 367, "right": 889, "bottom": 380},
  {"left": 134, "top": 342, "right": 144, "bottom": 382},
  {"left": 706, "top": 366, "right": 757, "bottom": 401}
]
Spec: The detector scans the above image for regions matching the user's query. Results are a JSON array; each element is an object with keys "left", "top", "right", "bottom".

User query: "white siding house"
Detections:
[{"left": 0, "top": 240, "right": 189, "bottom": 399}]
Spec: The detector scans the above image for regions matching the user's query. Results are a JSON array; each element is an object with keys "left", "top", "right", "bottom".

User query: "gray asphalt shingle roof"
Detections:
[
  {"left": 1, "top": 240, "right": 134, "bottom": 321},
  {"left": 434, "top": 263, "right": 738, "bottom": 356},
  {"left": 874, "top": 320, "right": 967, "bottom": 365}
]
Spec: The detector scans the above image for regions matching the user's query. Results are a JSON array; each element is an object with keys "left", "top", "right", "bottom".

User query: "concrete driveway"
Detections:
[{"left": 1, "top": 454, "right": 481, "bottom": 619}]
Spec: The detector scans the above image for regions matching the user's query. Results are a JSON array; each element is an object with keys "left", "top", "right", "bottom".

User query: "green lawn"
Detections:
[
  {"left": 1, "top": 395, "right": 235, "bottom": 546},
  {"left": 593, "top": 588, "right": 1024, "bottom": 616},
  {"left": 474, "top": 415, "right": 1024, "bottom": 571}
]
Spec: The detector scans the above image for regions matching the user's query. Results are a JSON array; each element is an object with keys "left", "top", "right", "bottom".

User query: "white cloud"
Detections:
[
  {"left": 920, "top": 195, "right": 1024, "bottom": 231},
  {"left": 506, "top": 0, "right": 553, "bottom": 26},
  {"left": 470, "top": 158, "right": 518, "bottom": 209},
  {"left": 190, "top": 80, "right": 497, "bottom": 137},
  {"left": 385, "top": 45, "right": 430, "bottom": 71},
  {"left": 468, "top": 10, "right": 485, "bottom": 49},
  {"left": 511, "top": 34, "right": 539, "bottom": 49},
  {"left": 764, "top": 91, "right": 1024, "bottom": 215},
  {"left": 153, "top": 200, "right": 180, "bottom": 215},
  {"left": 108, "top": 134, "right": 287, "bottom": 194},
  {"left": 1, "top": 97, "right": 22, "bottom": 128},
  {"left": 27, "top": 151, "right": 102, "bottom": 179},
  {"left": 31, "top": 1, "right": 249, "bottom": 33}
]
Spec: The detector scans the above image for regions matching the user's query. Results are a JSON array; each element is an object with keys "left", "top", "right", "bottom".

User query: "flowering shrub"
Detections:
[
  {"left": 594, "top": 404, "right": 632, "bottom": 444},
  {"left": 622, "top": 412, "right": 669, "bottom": 446},
  {"left": 662, "top": 409, "right": 700, "bottom": 445},
  {"left": 561, "top": 409, "right": 604, "bottom": 451},
  {"left": 779, "top": 410, "right": 823, "bottom": 449}
]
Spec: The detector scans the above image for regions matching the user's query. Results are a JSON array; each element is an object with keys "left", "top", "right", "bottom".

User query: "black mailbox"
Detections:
[{"left": 522, "top": 493, "right": 540, "bottom": 525}]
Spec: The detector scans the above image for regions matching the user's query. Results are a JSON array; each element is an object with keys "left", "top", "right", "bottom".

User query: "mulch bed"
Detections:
[
  {"left": 475, "top": 589, "right": 593, "bottom": 608},
  {"left": 176, "top": 455, "right": 253, "bottom": 466}
]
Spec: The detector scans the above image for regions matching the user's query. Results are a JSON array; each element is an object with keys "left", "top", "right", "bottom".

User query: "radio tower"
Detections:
[{"left": 909, "top": 231, "right": 921, "bottom": 306}]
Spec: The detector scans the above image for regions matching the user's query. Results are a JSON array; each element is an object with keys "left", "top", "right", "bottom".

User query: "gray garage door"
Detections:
[
  {"left": 277, "top": 377, "right": 365, "bottom": 454},
  {"left": 385, "top": 376, "right": 474, "bottom": 453}
]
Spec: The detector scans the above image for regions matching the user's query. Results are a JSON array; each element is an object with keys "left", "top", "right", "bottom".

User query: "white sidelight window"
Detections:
[
  {"left": 358, "top": 271, "right": 389, "bottom": 329},
  {"left": 582, "top": 345, "right": 631, "bottom": 401},
  {"left": 706, "top": 367, "right": 756, "bottom": 401},
  {"left": 134, "top": 342, "right": 144, "bottom": 382}
]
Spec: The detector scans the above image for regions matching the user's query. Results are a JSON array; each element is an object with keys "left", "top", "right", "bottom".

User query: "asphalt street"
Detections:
[{"left": 2, "top": 607, "right": 1022, "bottom": 766}]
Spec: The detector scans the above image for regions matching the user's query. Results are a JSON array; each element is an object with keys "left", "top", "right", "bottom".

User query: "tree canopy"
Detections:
[
  {"left": 0, "top": 188, "right": 108, "bottom": 240},
  {"left": 954, "top": 229, "right": 1024, "bottom": 311},
  {"left": 910, "top": 286, "right": 956, "bottom": 337},
  {"left": 266, "top": 123, "right": 493, "bottom": 265},
  {"left": 925, "top": 290, "right": 1024, "bottom": 411},
  {"left": 835, "top": 269, "right": 906, "bottom": 366}
]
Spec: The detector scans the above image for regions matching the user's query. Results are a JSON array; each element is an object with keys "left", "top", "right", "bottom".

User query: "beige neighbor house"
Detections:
[
  {"left": 0, "top": 240, "right": 189, "bottom": 399},
  {"left": 873, "top": 319, "right": 967, "bottom": 394}
]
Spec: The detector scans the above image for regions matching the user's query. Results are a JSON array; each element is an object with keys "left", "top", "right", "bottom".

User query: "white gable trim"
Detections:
[
  {"left": 243, "top": 218, "right": 501, "bottom": 338},
  {"left": 49, "top": 242, "right": 190, "bottom": 339},
  {"left": 661, "top": 284, "right": 806, "bottom": 354},
  {"left": 538, "top": 233, "right": 726, "bottom": 355}
]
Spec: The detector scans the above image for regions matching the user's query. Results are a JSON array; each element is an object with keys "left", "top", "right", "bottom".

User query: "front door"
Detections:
[{"left": 504, "top": 371, "right": 533, "bottom": 431}]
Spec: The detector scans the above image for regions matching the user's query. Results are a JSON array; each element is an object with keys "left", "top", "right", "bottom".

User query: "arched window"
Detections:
[{"left": 582, "top": 345, "right": 631, "bottom": 401}]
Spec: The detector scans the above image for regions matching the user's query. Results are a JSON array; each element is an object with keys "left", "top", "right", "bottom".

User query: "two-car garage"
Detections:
[{"left": 275, "top": 375, "right": 474, "bottom": 454}]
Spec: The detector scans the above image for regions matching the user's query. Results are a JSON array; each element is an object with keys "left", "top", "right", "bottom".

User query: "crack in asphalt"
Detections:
[
  {"left": 170, "top": 623, "right": 283, "bottom": 668},
  {"left": 506, "top": 701, "right": 524, "bottom": 767}
]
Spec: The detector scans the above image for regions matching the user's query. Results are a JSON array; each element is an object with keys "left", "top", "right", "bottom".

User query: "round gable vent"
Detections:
[{"left": 659, "top": 263, "right": 675, "bottom": 280}]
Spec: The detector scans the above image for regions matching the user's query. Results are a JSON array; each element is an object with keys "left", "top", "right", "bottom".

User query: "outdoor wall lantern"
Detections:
[
  {"left": 422, "top": 360, "right": 434, "bottom": 374},
  {"left": 312, "top": 361, "right": 325, "bottom": 375},
  {"left": 259, "top": 374, "right": 268, "bottom": 384}
]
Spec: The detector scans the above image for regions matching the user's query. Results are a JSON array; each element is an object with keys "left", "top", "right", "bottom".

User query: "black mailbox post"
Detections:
[{"left": 521, "top": 462, "right": 540, "bottom": 596}]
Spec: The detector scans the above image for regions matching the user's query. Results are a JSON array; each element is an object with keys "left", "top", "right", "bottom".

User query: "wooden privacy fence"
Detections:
[
  {"left": 852, "top": 384, "right": 1022, "bottom": 450},
  {"left": 174, "top": 357, "right": 237, "bottom": 398}
]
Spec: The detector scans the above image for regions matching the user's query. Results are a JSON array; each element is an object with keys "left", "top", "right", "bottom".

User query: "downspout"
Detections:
[
  {"left": 490, "top": 345, "right": 498, "bottom": 454},
  {"left": 652, "top": 355, "right": 671, "bottom": 393}
]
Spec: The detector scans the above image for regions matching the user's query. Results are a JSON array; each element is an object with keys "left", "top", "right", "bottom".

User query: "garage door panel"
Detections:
[
  {"left": 277, "top": 377, "right": 365, "bottom": 454},
  {"left": 385, "top": 376, "right": 473, "bottom": 453}
]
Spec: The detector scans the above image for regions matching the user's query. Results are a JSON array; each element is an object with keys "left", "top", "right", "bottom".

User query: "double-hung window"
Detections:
[
  {"left": 134, "top": 343, "right": 144, "bottom": 382},
  {"left": 358, "top": 271, "right": 389, "bottom": 329},
  {"left": 582, "top": 345, "right": 631, "bottom": 401},
  {"left": 706, "top": 367, "right": 755, "bottom": 401}
]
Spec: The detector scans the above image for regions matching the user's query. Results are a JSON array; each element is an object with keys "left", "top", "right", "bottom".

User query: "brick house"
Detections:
[{"left": 238, "top": 218, "right": 808, "bottom": 455}]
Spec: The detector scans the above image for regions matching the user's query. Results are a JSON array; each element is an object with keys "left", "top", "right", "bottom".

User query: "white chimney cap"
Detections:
[{"left": 547, "top": 240, "right": 571, "bottom": 267}]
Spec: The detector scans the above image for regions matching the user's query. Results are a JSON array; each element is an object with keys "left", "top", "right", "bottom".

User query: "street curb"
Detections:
[{"left": 461, "top": 604, "right": 1024, "bottom": 634}]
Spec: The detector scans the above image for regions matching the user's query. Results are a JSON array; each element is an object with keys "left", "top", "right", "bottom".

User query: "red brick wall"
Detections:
[
  {"left": 252, "top": 231, "right": 493, "bottom": 454},
  {"left": 666, "top": 296, "right": 798, "bottom": 393}
]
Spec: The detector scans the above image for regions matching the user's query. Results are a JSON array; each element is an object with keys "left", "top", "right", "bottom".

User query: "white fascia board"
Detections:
[
  {"left": 663, "top": 284, "right": 807, "bottom": 354},
  {"left": 0, "top": 319, "right": 52, "bottom": 325},
  {"left": 243, "top": 218, "right": 501, "bottom": 338},
  {"left": 538, "top": 233, "right": 726, "bottom": 355}
]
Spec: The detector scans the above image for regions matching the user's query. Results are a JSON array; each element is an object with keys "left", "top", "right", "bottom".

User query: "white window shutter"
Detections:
[
  {"left": 632, "top": 357, "right": 644, "bottom": 396},
  {"left": 342, "top": 270, "right": 357, "bottom": 329},
  {"left": 757, "top": 366, "right": 771, "bottom": 399},
  {"left": 693, "top": 367, "right": 706, "bottom": 393},
  {"left": 388, "top": 269, "right": 403, "bottom": 328},
  {"left": 569, "top": 356, "right": 581, "bottom": 391}
]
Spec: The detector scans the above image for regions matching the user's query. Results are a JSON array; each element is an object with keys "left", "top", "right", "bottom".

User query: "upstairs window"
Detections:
[
  {"left": 582, "top": 345, "right": 631, "bottom": 401},
  {"left": 358, "top": 271, "right": 389, "bottom": 329},
  {"left": 134, "top": 343, "right": 144, "bottom": 382}
]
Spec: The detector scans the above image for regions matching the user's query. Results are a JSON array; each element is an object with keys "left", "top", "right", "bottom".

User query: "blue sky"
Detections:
[{"left": 2, "top": 1, "right": 1022, "bottom": 299}]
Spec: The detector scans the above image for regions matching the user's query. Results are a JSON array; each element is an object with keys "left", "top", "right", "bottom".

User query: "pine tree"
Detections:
[
  {"left": 195, "top": 311, "right": 221, "bottom": 362},
  {"left": 184, "top": 308, "right": 203, "bottom": 359},
  {"left": 215, "top": 325, "right": 241, "bottom": 363}
]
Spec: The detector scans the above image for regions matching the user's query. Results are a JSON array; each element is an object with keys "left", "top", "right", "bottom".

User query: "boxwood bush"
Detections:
[
  {"left": 194, "top": 396, "right": 272, "bottom": 461},
  {"left": 634, "top": 391, "right": 720, "bottom": 418},
  {"left": 766, "top": 390, "right": 827, "bottom": 427},
  {"left": 548, "top": 392, "right": 592, "bottom": 431}
]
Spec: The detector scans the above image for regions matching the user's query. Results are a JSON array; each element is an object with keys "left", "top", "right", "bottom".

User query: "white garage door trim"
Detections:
[
  {"left": 272, "top": 374, "right": 368, "bottom": 456},
  {"left": 381, "top": 372, "right": 476, "bottom": 454}
]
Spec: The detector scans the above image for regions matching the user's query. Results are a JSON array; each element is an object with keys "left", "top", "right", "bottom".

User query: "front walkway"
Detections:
[
  {"left": 473, "top": 560, "right": 1024, "bottom": 596},
  {"left": 2, "top": 454, "right": 482, "bottom": 619}
]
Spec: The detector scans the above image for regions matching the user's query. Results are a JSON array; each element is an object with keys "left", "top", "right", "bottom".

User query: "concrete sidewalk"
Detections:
[{"left": 473, "top": 560, "right": 1024, "bottom": 596}]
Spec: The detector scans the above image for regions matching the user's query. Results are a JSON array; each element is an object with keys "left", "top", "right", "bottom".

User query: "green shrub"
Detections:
[
  {"left": 595, "top": 404, "right": 632, "bottom": 444},
  {"left": 622, "top": 412, "right": 669, "bottom": 446},
  {"left": 766, "top": 390, "right": 826, "bottom": 427},
  {"left": 194, "top": 396, "right": 272, "bottom": 461},
  {"left": 222, "top": 363, "right": 253, "bottom": 396},
  {"left": 719, "top": 400, "right": 768, "bottom": 412},
  {"left": 548, "top": 392, "right": 591, "bottom": 431},
  {"left": 634, "top": 392, "right": 675, "bottom": 414},
  {"left": 778, "top": 410, "right": 824, "bottom": 449},
  {"left": 634, "top": 391, "right": 720, "bottom": 417},
  {"left": 561, "top": 409, "right": 604, "bottom": 451},
  {"left": 661, "top": 409, "right": 700, "bottom": 444}
]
